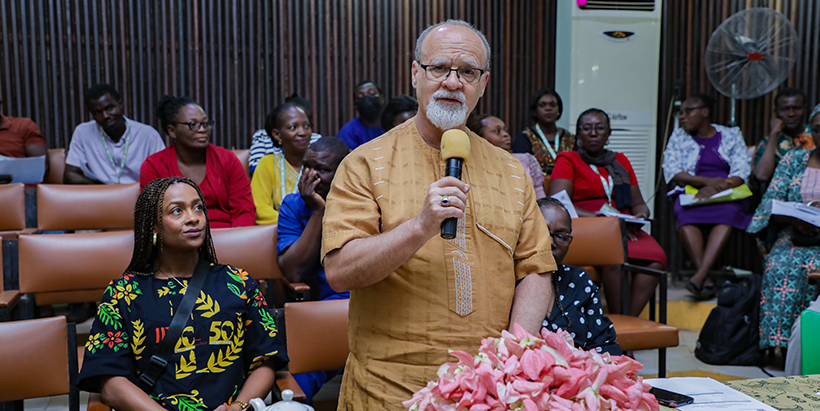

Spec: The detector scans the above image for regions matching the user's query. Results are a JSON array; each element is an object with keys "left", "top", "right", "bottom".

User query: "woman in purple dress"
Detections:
[{"left": 662, "top": 94, "right": 752, "bottom": 299}]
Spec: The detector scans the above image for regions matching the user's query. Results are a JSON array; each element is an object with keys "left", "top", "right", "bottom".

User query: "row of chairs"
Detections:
[{"left": 38, "top": 148, "right": 251, "bottom": 185}]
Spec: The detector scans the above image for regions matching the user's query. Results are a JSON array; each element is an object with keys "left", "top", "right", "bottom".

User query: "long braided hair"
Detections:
[{"left": 125, "top": 177, "right": 218, "bottom": 276}]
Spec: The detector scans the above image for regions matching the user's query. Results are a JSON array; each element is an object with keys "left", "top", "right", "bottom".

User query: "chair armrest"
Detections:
[
  {"left": 274, "top": 370, "right": 307, "bottom": 402},
  {"left": 0, "top": 290, "right": 20, "bottom": 308},
  {"left": 281, "top": 278, "right": 311, "bottom": 302},
  {"left": 87, "top": 393, "right": 111, "bottom": 411}
]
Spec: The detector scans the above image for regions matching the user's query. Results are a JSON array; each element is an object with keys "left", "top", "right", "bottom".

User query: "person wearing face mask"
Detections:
[
  {"left": 336, "top": 80, "right": 385, "bottom": 150},
  {"left": 250, "top": 103, "right": 313, "bottom": 225},
  {"left": 550, "top": 108, "right": 666, "bottom": 317},
  {"left": 275, "top": 136, "right": 350, "bottom": 404},
  {"left": 513, "top": 88, "right": 576, "bottom": 177},
  {"left": 467, "top": 113, "right": 545, "bottom": 198},
  {"left": 65, "top": 84, "right": 164, "bottom": 184},
  {"left": 538, "top": 197, "right": 621, "bottom": 355},
  {"left": 321, "top": 20, "right": 555, "bottom": 410},
  {"left": 140, "top": 96, "right": 256, "bottom": 228}
]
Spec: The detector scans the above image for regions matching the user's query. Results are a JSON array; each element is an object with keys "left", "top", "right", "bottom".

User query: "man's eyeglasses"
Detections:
[
  {"left": 551, "top": 231, "right": 573, "bottom": 247},
  {"left": 175, "top": 120, "right": 215, "bottom": 131},
  {"left": 680, "top": 106, "right": 704, "bottom": 116},
  {"left": 419, "top": 63, "right": 486, "bottom": 84},
  {"left": 579, "top": 125, "right": 609, "bottom": 133}
]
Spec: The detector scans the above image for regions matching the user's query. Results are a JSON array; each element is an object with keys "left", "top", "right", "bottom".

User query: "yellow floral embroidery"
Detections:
[
  {"left": 195, "top": 291, "right": 220, "bottom": 318},
  {"left": 113, "top": 283, "right": 138, "bottom": 305},
  {"left": 205, "top": 317, "right": 244, "bottom": 373},
  {"left": 176, "top": 350, "right": 196, "bottom": 379},
  {"left": 131, "top": 319, "right": 146, "bottom": 361}
]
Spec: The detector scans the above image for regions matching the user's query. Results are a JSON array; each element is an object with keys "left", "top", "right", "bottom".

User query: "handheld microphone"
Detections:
[{"left": 440, "top": 129, "right": 471, "bottom": 239}]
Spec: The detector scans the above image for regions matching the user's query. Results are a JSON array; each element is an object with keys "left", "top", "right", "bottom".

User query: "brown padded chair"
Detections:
[
  {"left": 0, "top": 183, "right": 27, "bottom": 236},
  {"left": 562, "top": 217, "right": 678, "bottom": 377},
  {"left": 17, "top": 231, "right": 134, "bottom": 318},
  {"left": 45, "top": 148, "right": 66, "bottom": 184},
  {"left": 275, "top": 299, "right": 350, "bottom": 402},
  {"left": 37, "top": 183, "right": 140, "bottom": 231},
  {"left": 0, "top": 316, "right": 79, "bottom": 411},
  {"left": 0, "top": 236, "right": 21, "bottom": 321},
  {"left": 233, "top": 148, "right": 251, "bottom": 177},
  {"left": 542, "top": 175, "right": 551, "bottom": 195}
]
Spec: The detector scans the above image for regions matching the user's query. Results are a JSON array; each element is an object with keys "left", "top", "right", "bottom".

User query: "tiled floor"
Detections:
[{"left": 21, "top": 282, "right": 788, "bottom": 410}]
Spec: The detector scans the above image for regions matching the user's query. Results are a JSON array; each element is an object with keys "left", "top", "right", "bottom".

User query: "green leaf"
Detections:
[
  {"left": 98, "top": 304, "right": 123, "bottom": 329},
  {"left": 227, "top": 282, "right": 242, "bottom": 298},
  {"left": 176, "top": 396, "right": 206, "bottom": 411}
]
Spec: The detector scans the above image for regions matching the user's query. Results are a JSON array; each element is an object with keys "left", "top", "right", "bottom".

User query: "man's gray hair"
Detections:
[{"left": 414, "top": 19, "right": 491, "bottom": 70}]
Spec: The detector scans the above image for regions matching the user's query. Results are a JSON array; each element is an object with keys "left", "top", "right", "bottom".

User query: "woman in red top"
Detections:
[
  {"left": 141, "top": 96, "right": 256, "bottom": 228},
  {"left": 549, "top": 108, "right": 666, "bottom": 316}
]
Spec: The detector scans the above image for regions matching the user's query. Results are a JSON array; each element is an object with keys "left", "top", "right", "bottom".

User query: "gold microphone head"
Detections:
[{"left": 441, "top": 129, "right": 471, "bottom": 161}]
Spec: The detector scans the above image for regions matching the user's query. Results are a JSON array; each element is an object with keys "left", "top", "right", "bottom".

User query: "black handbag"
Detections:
[
  {"left": 135, "top": 259, "right": 210, "bottom": 393},
  {"left": 793, "top": 231, "right": 820, "bottom": 247}
]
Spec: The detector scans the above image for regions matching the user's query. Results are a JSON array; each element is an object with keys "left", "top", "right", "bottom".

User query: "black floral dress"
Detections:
[{"left": 77, "top": 263, "right": 287, "bottom": 410}]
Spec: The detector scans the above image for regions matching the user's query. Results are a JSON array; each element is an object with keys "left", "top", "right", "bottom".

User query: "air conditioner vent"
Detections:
[{"left": 579, "top": 0, "right": 655, "bottom": 12}]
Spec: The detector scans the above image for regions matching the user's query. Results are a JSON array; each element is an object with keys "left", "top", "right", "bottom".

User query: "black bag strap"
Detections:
[{"left": 135, "top": 259, "right": 211, "bottom": 393}]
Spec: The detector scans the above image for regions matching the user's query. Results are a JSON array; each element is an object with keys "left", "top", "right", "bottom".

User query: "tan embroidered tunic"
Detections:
[{"left": 321, "top": 119, "right": 556, "bottom": 410}]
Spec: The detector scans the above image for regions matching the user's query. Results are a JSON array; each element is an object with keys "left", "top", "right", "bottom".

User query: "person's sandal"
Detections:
[
  {"left": 699, "top": 284, "right": 717, "bottom": 300},
  {"left": 685, "top": 280, "right": 701, "bottom": 297}
]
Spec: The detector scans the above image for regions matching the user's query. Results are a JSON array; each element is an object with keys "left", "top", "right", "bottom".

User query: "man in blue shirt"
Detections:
[
  {"left": 336, "top": 80, "right": 385, "bottom": 150},
  {"left": 276, "top": 136, "right": 350, "bottom": 402}
]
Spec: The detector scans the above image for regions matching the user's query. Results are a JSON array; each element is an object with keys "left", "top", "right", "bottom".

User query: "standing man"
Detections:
[
  {"left": 752, "top": 87, "right": 814, "bottom": 183},
  {"left": 336, "top": 80, "right": 385, "bottom": 150},
  {"left": 64, "top": 84, "right": 165, "bottom": 184},
  {"left": 0, "top": 96, "right": 49, "bottom": 183},
  {"left": 321, "top": 20, "right": 556, "bottom": 410}
]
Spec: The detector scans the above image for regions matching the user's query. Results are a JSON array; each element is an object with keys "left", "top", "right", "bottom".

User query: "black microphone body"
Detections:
[{"left": 441, "top": 157, "right": 464, "bottom": 239}]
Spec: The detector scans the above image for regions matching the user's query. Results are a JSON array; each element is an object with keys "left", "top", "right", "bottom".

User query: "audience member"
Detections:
[
  {"left": 248, "top": 94, "right": 321, "bottom": 173},
  {"left": 141, "top": 95, "right": 255, "bottom": 228},
  {"left": 538, "top": 197, "right": 622, "bottom": 355},
  {"left": 321, "top": 20, "right": 555, "bottom": 409},
  {"left": 550, "top": 108, "right": 666, "bottom": 316},
  {"left": 662, "top": 94, "right": 751, "bottom": 300},
  {"left": 752, "top": 87, "right": 814, "bottom": 183},
  {"left": 276, "top": 137, "right": 350, "bottom": 403},
  {"left": 380, "top": 94, "right": 418, "bottom": 131},
  {"left": 467, "top": 113, "right": 546, "bottom": 198},
  {"left": 747, "top": 104, "right": 820, "bottom": 352},
  {"left": 251, "top": 103, "right": 311, "bottom": 225},
  {"left": 513, "top": 88, "right": 576, "bottom": 176},
  {"left": 65, "top": 84, "right": 164, "bottom": 184},
  {"left": 77, "top": 177, "right": 286, "bottom": 411},
  {"left": 337, "top": 80, "right": 385, "bottom": 150},
  {"left": 0, "top": 96, "right": 48, "bottom": 183}
]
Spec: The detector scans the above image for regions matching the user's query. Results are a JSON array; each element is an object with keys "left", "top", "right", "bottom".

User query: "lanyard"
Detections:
[
  {"left": 277, "top": 153, "right": 301, "bottom": 202},
  {"left": 534, "top": 124, "right": 561, "bottom": 159},
  {"left": 589, "top": 164, "right": 614, "bottom": 205},
  {"left": 98, "top": 119, "right": 132, "bottom": 184}
]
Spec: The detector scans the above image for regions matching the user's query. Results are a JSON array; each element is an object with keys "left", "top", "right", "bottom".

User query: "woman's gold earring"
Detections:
[{"left": 153, "top": 233, "right": 157, "bottom": 246}]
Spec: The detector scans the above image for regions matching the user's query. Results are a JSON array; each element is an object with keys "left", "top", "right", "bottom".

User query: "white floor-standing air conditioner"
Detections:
[{"left": 555, "top": 0, "right": 663, "bottom": 216}]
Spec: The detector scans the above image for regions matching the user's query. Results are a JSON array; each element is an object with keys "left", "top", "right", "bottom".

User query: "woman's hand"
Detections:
[
  {"left": 626, "top": 223, "right": 641, "bottom": 241},
  {"left": 213, "top": 404, "right": 242, "bottom": 411},
  {"left": 694, "top": 178, "right": 730, "bottom": 200}
]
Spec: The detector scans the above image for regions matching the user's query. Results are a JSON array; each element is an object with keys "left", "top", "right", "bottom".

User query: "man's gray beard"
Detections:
[{"left": 426, "top": 99, "right": 469, "bottom": 130}]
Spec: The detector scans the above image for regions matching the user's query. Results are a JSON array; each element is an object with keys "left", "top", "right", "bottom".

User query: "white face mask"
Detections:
[{"left": 426, "top": 90, "right": 468, "bottom": 130}]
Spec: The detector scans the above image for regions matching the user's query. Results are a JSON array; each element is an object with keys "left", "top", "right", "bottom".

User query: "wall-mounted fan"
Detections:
[{"left": 704, "top": 8, "right": 799, "bottom": 126}]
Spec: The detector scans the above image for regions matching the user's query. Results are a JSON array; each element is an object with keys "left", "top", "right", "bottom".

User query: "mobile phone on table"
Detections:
[{"left": 649, "top": 386, "right": 694, "bottom": 407}]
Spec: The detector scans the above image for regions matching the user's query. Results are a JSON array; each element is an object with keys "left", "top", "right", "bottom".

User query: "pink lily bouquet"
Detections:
[{"left": 404, "top": 324, "right": 659, "bottom": 411}]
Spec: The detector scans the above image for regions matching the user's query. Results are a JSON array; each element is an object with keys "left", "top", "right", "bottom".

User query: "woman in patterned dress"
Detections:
[
  {"left": 512, "top": 88, "right": 576, "bottom": 177},
  {"left": 78, "top": 177, "right": 286, "bottom": 411},
  {"left": 747, "top": 105, "right": 820, "bottom": 351}
]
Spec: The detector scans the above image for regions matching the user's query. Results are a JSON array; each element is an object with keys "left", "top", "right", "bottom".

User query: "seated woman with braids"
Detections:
[
  {"left": 77, "top": 177, "right": 286, "bottom": 411},
  {"left": 141, "top": 96, "right": 256, "bottom": 228},
  {"left": 538, "top": 197, "right": 621, "bottom": 355}
]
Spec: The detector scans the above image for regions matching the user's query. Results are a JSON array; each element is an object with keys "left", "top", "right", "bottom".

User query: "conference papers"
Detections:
[
  {"left": 0, "top": 154, "right": 45, "bottom": 184},
  {"left": 645, "top": 377, "right": 777, "bottom": 410},
  {"left": 771, "top": 199, "right": 820, "bottom": 227}
]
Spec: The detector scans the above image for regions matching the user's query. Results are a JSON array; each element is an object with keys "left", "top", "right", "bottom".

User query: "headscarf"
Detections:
[
  {"left": 810, "top": 103, "right": 820, "bottom": 124},
  {"left": 577, "top": 146, "right": 632, "bottom": 209}
]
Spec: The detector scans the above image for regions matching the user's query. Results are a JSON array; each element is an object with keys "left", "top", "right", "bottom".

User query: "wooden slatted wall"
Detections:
[{"left": 0, "top": 0, "right": 556, "bottom": 149}]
